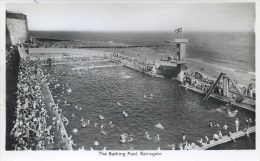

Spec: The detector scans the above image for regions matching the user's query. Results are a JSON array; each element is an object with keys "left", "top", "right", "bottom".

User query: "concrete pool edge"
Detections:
[{"left": 40, "top": 81, "right": 73, "bottom": 150}]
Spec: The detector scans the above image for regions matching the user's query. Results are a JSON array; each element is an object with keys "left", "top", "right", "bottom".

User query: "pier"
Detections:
[{"left": 193, "top": 126, "right": 255, "bottom": 150}]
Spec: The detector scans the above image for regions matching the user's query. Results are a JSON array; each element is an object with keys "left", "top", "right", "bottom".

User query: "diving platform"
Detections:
[{"left": 193, "top": 126, "right": 255, "bottom": 150}]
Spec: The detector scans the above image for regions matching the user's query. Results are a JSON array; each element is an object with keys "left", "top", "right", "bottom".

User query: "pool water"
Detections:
[{"left": 42, "top": 61, "right": 255, "bottom": 150}]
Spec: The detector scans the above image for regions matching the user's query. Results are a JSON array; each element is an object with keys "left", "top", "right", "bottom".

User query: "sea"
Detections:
[
  {"left": 32, "top": 31, "right": 255, "bottom": 86},
  {"left": 35, "top": 31, "right": 255, "bottom": 150}
]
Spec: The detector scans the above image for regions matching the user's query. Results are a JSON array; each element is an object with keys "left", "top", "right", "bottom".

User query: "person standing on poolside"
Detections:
[
  {"left": 235, "top": 118, "right": 240, "bottom": 132},
  {"left": 182, "top": 133, "right": 186, "bottom": 142}
]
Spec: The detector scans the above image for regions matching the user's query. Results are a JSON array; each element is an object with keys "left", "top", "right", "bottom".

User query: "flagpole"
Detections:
[{"left": 181, "top": 28, "right": 183, "bottom": 39}]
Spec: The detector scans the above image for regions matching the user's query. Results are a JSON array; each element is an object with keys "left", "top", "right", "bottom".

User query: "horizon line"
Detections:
[{"left": 29, "top": 30, "right": 255, "bottom": 33}]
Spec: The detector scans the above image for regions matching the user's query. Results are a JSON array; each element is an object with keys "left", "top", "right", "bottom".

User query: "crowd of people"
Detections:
[
  {"left": 181, "top": 70, "right": 255, "bottom": 99},
  {"left": 10, "top": 58, "right": 54, "bottom": 150},
  {"left": 112, "top": 53, "right": 155, "bottom": 74},
  {"left": 10, "top": 58, "right": 73, "bottom": 150},
  {"left": 182, "top": 70, "right": 215, "bottom": 93},
  {"left": 9, "top": 46, "right": 255, "bottom": 150},
  {"left": 37, "top": 55, "right": 110, "bottom": 65},
  {"left": 177, "top": 116, "right": 254, "bottom": 150}
]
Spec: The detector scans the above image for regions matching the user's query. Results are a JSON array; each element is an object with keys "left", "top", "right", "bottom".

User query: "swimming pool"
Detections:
[{"left": 42, "top": 61, "right": 255, "bottom": 150}]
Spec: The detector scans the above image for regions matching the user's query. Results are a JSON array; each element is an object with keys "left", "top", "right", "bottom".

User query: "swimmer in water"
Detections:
[
  {"left": 156, "top": 134, "right": 160, "bottom": 141},
  {"left": 75, "top": 105, "right": 78, "bottom": 110},
  {"left": 213, "top": 132, "right": 219, "bottom": 140},
  {"left": 145, "top": 131, "right": 152, "bottom": 140},
  {"left": 123, "top": 110, "right": 128, "bottom": 118},
  {"left": 101, "top": 129, "right": 107, "bottom": 135},
  {"left": 99, "top": 115, "right": 104, "bottom": 120},
  {"left": 67, "top": 88, "right": 72, "bottom": 94},
  {"left": 197, "top": 138, "right": 204, "bottom": 145},
  {"left": 120, "top": 133, "right": 127, "bottom": 143},
  {"left": 245, "top": 118, "right": 250, "bottom": 128},
  {"left": 127, "top": 136, "right": 133, "bottom": 142},
  {"left": 72, "top": 128, "right": 78, "bottom": 134},
  {"left": 71, "top": 113, "right": 76, "bottom": 118},
  {"left": 100, "top": 124, "right": 104, "bottom": 129},
  {"left": 214, "top": 123, "right": 220, "bottom": 128},
  {"left": 81, "top": 122, "right": 87, "bottom": 128},
  {"left": 155, "top": 123, "right": 164, "bottom": 130},
  {"left": 78, "top": 107, "right": 82, "bottom": 111},
  {"left": 249, "top": 118, "right": 253, "bottom": 123},
  {"left": 223, "top": 124, "right": 229, "bottom": 130},
  {"left": 94, "top": 123, "right": 98, "bottom": 128},
  {"left": 94, "top": 140, "right": 99, "bottom": 146}
]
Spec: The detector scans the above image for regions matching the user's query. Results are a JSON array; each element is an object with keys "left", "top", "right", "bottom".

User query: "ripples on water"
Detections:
[{"left": 43, "top": 61, "right": 255, "bottom": 150}]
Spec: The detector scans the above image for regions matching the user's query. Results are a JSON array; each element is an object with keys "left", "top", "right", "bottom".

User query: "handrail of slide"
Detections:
[{"left": 203, "top": 73, "right": 224, "bottom": 101}]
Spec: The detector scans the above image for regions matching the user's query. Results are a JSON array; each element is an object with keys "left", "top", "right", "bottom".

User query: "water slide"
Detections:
[{"left": 203, "top": 73, "right": 224, "bottom": 101}]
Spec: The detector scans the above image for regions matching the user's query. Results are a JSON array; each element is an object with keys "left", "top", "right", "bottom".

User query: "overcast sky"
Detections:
[{"left": 7, "top": 3, "right": 255, "bottom": 32}]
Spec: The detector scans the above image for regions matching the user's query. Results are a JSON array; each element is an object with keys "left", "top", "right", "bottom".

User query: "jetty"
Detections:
[{"left": 193, "top": 126, "right": 255, "bottom": 150}]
